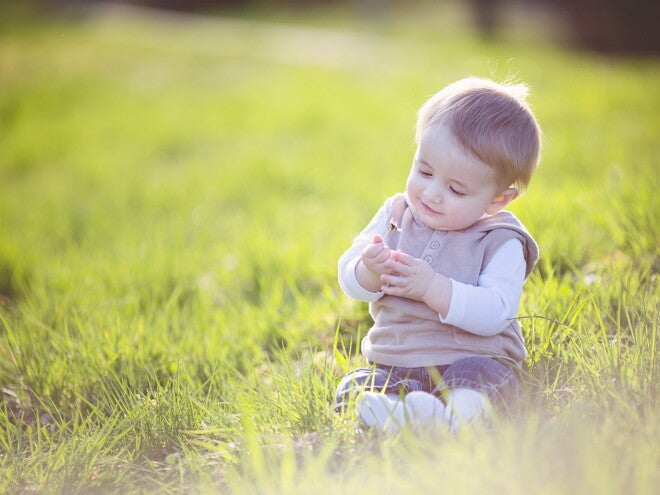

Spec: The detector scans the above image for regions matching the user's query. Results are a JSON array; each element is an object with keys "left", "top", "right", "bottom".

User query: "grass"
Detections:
[{"left": 0, "top": 1, "right": 658, "bottom": 493}]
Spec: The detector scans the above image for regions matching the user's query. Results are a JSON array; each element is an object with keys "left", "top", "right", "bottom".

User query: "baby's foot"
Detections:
[
  {"left": 444, "top": 388, "right": 492, "bottom": 433},
  {"left": 356, "top": 392, "right": 406, "bottom": 434},
  {"left": 403, "top": 391, "right": 447, "bottom": 433}
]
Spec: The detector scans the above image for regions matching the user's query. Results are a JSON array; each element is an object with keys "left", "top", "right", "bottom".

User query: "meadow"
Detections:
[{"left": 0, "top": 2, "right": 658, "bottom": 493}]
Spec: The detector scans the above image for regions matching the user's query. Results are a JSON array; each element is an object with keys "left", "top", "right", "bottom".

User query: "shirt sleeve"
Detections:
[
  {"left": 440, "top": 238, "right": 526, "bottom": 336},
  {"left": 337, "top": 198, "right": 396, "bottom": 302}
]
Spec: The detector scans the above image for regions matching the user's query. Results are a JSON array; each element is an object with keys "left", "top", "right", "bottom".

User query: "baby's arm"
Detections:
[
  {"left": 338, "top": 197, "right": 397, "bottom": 301},
  {"left": 442, "top": 239, "right": 525, "bottom": 336}
]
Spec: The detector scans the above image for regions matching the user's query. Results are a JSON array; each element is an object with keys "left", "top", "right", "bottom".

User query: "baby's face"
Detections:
[{"left": 406, "top": 125, "right": 504, "bottom": 231}]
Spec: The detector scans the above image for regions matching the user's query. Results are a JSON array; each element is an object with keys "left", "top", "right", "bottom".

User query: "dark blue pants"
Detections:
[{"left": 336, "top": 356, "right": 522, "bottom": 413}]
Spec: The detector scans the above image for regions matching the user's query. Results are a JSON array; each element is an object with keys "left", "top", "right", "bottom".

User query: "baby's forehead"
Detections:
[
  {"left": 417, "top": 124, "right": 470, "bottom": 155},
  {"left": 419, "top": 121, "right": 499, "bottom": 161},
  {"left": 418, "top": 127, "right": 492, "bottom": 165}
]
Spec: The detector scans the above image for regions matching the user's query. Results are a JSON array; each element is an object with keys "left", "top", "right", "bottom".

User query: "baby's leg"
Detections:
[
  {"left": 336, "top": 366, "right": 410, "bottom": 433},
  {"left": 334, "top": 366, "right": 398, "bottom": 412},
  {"left": 437, "top": 356, "right": 522, "bottom": 432},
  {"left": 339, "top": 365, "right": 438, "bottom": 433}
]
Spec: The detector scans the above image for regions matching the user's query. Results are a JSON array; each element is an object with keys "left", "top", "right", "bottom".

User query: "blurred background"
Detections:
[
  {"left": 1, "top": 0, "right": 658, "bottom": 305},
  {"left": 0, "top": 1, "right": 658, "bottom": 491},
  {"left": 20, "top": 0, "right": 660, "bottom": 56}
]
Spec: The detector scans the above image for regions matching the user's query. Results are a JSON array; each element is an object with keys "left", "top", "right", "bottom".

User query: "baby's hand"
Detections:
[
  {"left": 380, "top": 251, "right": 436, "bottom": 302},
  {"left": 361, "top": 234, "right": 391, "bottom": 277}
]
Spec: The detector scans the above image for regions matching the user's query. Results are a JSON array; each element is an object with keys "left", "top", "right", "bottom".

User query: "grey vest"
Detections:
[{"left": 363, "top": 194, "right": 539, "bottom": 368}]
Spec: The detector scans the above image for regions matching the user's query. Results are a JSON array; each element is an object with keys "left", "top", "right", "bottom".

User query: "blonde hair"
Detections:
[{"left": 416, "top": 77, "right": 542, "bottom": 190}]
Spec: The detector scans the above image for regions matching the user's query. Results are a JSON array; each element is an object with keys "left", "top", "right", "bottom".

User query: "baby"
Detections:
[{"left": 336, "top": 77, "right": 541, "bottom": 433}]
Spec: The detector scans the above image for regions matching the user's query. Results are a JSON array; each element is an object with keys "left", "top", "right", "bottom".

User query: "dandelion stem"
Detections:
[{"left": 383, "top": 219, "right": 401, "bottom": 240}]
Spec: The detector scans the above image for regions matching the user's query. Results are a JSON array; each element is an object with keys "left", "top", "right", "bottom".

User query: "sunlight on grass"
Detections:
[{"left": 0, "top": 1, "right": 658, "bottom": 493}]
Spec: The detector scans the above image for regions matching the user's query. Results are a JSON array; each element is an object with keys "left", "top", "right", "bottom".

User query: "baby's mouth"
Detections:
[{"left": 421, "top": 201, "right": 441, "bottom": 215}]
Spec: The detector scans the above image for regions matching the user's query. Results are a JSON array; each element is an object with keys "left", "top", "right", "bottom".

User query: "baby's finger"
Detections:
[
  {"left": 390, "top": 251, "right": 415, "bottom": 265},
  {"left": 380, "top": 273, "right": 404, "bottom": 286},
  {"left": 363, "top": 242, "right": 384, "bottom": 257},
  {"left": 380, "top": 282, "right": 405, "bottom": 296},
  {"left": 386, "top": 258, "right": 412, "bottom": 275}
]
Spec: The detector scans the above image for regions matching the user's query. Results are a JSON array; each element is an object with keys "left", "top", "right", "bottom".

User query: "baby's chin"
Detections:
[
  {"left": 414, "top": 205, "right": 446, "bottom": 229},
  {"left": 419, "top": 216, "right": 449, "bottom": 231}
]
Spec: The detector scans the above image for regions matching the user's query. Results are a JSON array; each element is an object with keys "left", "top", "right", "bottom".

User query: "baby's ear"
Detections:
[{"left": 486, "top": 188, "right": 518, "bottom": 215}]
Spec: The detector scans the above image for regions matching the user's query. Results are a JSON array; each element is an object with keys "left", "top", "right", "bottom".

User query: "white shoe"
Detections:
[
  {"left": 357, "top": 392, "right": 406, "bottom": 434},
  {"left": 403, "top": 391, "right": 447, "bottom": 433},
  {"left": 444, "top": 388, "right": 492, "bottom": 433}
]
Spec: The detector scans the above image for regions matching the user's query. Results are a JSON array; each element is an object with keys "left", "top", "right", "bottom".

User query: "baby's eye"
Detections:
[
  {"left": 449, "top": 186, "right": 467, "bottom": 197},
  {"left": 418, "top": 168, "right": 432, "bottom": 177}
]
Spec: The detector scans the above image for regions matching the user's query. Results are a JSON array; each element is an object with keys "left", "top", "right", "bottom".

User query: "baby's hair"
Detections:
[{"left": 416, "top": 77, "right": 542, "bottom": 190}]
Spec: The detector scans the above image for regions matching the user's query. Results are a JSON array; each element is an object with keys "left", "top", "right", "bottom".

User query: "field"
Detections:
[{"left": 0, "top": 1, "right": 658, "bottom": 493}]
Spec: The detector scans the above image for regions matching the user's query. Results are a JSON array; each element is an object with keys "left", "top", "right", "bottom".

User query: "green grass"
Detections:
[{"left": 1, "top": 1, "right": 658, "bottom": 493}]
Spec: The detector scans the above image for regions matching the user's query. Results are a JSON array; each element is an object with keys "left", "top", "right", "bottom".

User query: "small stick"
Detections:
[{"left": 383, "top": 219, "right": 401, "bottom": 240}]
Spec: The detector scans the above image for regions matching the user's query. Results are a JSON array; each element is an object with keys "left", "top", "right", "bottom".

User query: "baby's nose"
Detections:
[{"left": 425, "top": 184, "right": 444, "bottom": 203}]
